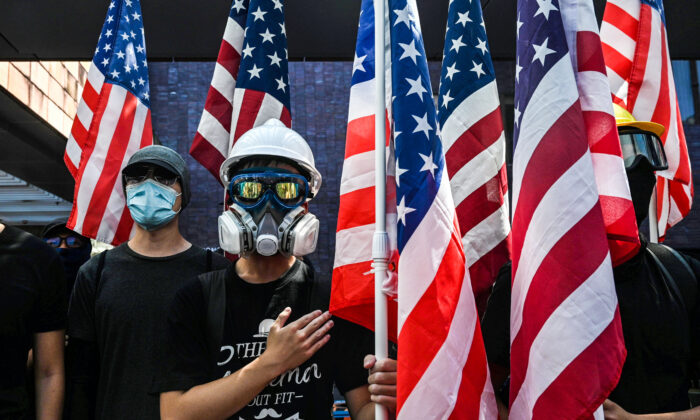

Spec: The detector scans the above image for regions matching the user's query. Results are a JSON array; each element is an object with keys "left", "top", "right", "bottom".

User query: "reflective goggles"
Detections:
[
  {"left": 45, "top": 235, "right": 85, "bottom": 248},
  {"left": 619, "top": 129, "right": 668, "bottom": 171},
  {"left": 227, "top": 172, "right": 309, "bottom": 209},
  {"left": 123, "top": 165, "right": 179, "bottom": 186}
]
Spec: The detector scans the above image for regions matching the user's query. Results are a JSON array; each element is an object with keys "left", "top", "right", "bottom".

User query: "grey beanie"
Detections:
[{"left": 122, "top": 145, "right": 191, "bottom": 209}]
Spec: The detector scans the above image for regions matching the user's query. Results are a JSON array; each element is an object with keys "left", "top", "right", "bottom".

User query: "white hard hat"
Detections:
[{"left": 219, "top": 119, "right": 322, "bottom": 197}]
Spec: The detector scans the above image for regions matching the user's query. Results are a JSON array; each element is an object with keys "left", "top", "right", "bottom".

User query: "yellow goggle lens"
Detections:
[
  {"left": 238, "top": 182, "right": 263, "bottom": 200},
  {"left": 275, "top": 182, "right": 300, "bottom": 200}
]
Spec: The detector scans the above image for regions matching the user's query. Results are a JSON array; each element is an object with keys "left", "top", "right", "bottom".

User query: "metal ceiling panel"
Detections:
[{"left": 0, "top": 170, "right": 72, "bottom": 226}]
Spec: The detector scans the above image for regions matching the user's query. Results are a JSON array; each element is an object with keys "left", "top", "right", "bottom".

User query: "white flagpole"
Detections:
[
  {"left": 649, "top": 188, "right": 659, "bottom": 243},
  {"left": 373, "top": 0, "right": 389, "bottom": 419}
]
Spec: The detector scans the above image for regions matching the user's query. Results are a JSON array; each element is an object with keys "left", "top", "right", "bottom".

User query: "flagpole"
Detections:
[
  {"left": 373, "top": 0, "right": 389, "bottom": 419},
  {"left": 649, "top": 188, "right": 659, "bottom": 243}
]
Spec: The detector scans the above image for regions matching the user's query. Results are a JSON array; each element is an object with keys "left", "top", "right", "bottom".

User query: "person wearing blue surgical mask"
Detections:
[
  {"left": 124, "top": 163, "right": 183, "bottom": 231},
  {"left": 64, "top": 145, "right": 230, "bottom": 420}
]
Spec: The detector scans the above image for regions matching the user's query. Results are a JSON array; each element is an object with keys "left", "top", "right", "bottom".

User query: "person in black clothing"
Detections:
[
  {"left": 481, "top": 106, "right": 700, "bottom": 418},
  {"left": 64, "top": 145, "right": 229, "bottom": 420},
  {"left": 41, "top": 219, "right": 92, "bottom": 299},
  {"left": 22, "top": 220, "right": 92, "bottom": 420},
  {"left": 156, "top": 119, "right": 396, "bottom": 420},
  {"left": 0, "top": 223, "right": 66, "bottom": 420}
]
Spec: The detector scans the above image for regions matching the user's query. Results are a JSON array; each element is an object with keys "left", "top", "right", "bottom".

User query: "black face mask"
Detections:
[
  {"left": 625, "top": 157, "right": 657, "bottom": 226},
  {"left": 57, "top": 247, "right": 92, "bottom": 292}
]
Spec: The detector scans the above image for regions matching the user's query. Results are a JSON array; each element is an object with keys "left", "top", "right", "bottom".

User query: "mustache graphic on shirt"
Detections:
[{"left": 253, "top": 408, "right": 283, "bottom": 419}]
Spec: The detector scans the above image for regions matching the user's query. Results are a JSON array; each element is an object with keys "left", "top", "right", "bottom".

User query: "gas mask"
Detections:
[{"left": 218, "top": 172, "right": 320, "bottom": 257}]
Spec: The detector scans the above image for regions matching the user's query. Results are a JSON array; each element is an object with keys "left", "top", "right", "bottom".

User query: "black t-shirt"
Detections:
[
  {"left": 481, "top": 240, "right": 700, "bottom": 414},
  {"left": 155, "top": 260, "right": 373, "bottom": 420},
  {"left": 67, "top": 243, "right": 229, "bottom": 420},
  {"left": 0, "top": 225, "right": 66, "bottom": 419},
  {"left": 610, "top": 242, "right": 700, "bottom": 412}
]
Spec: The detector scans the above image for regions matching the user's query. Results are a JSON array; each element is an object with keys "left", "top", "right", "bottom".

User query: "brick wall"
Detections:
[
  {"left": 4, "top": 59, "right": 694, "bottom": 265},
  {"left": 148, "top": 61, "right": 225, "bottom": 252},
  {"left": 148, "top": 61, "right": 700, "bottom": 278},
  {"left": 148, "top": 61, "right": 356, "bottom": 277}
]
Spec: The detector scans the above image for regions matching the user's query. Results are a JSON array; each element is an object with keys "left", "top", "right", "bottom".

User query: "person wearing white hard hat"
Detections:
[{"left": 155, "top": 119, "right": 397, "bottom": 420}]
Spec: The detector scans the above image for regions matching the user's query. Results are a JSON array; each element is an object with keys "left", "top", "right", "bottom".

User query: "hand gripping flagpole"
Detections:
[{"left": 373, "top": 0, "right": 389, "bottom": 419}]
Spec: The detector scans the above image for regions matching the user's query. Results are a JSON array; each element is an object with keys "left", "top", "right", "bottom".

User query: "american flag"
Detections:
[
  {"left": 601, "top": 0, "right": 693, "bottom": 240},
  {"left": 567, "top": 0, "right": 641, "bottom": 266},
  {"left": 509, "top": 0, "right": 626, "bottom": 418},
  {"left": 331, "top": 0, "right": 498, "bottom": 417},
  {"left": 330, "top": 0, "right": 399, "bottom": 341},
  {"left": 64, "top": 0, "right": 153, "bottom": 245},
  {"left": 190, "top": 0, "right": 291, "bottom": 181},
  {"left": 437, "top": 0, "right": 511, "bottom": 309}
]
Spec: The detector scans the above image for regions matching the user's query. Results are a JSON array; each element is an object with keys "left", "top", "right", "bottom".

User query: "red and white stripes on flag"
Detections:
[
  {"left": 510, "top": 0, "right": 626, "bottom": 417},
  {"left": 437, "top": 0, "right": 511, "bottom": 309},
  {"left": 564, "top": 0, "right": 641, "bottom": 265},
  {"left": 330, "top": 0, "right": 399, "bottom": 341},
  {"left": 188, "top": 11, "right": 244, "bottom": 180},
  {"left": 64, "top": 0, "right": 153, "bottom": 245},
  {"left": 387, "top": 0, "right": 497, "bottom": 415},
  {"left": 333, "top": 0, "right": 498, "bottom": 417},
  {"left": 601, "top": 0, "right": 693, "bottom": 239},
  {"left": 441, "top": 83, "right": 511, "bottom": 307},
  {"left": 190, "top": 0, "right": 292, "bottom": 182}
]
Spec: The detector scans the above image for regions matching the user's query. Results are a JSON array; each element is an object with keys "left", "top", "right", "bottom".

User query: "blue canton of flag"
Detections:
[
  {"left": 229, "top": 0, "right": 251, "bottom": 27},
  {"left": 190, "top": 0, "right": 292, "bottom": 181},
  {"left": 64, "top": 0, "right": 153, "bottom": 245},
  {"left": 93, "top": 0, "right": 150, "bottom": 105},
  {"left": 386, "top": 3, "right": 499, "bottom": 415},
  {"left": 236, "top": 0, "right": 290, "bottom": 109},
  {"left": 437, "top": 0, "right": 494, "bottom": 124},
  {"left": 435, "top": 0, "right": 511, "bottom": 305},
  {"left": 641, "top": 0, "right": 666, "bottom": 22},
  {"left": 351, "top": 5, "right": 377, "bottom": 87},
  {"left": 390, "top": 1, "right": 444, "bottom": 251},
  {"left": 513, "top": 0, "right": 568, "bottom": 149}
]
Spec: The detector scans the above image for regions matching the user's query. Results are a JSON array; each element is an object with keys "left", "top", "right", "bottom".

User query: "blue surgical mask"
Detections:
[{"left": 126, "top": 179, "right": 181, "bottom": 231}]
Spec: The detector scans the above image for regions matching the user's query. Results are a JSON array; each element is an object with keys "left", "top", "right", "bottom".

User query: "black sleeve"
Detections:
[
  {"left": 152, "top": 279, "right": 212, "bottom": 393},
  {"left": 481, "top": 262, "right": 512, "bottom": 371},
  {"left": 64, "top": 337, "right": 99, "bottom": 420},
  {"left": 67, "top": 256, "right": 101, "bottom": 341},
  {"left": 33, "top": 252, "right": 67, "bottom": 333},
  {"left": 681, "top": 254, "right": 700, "bottom": 374},
  {"left": 693, "top": 297, "right": 700, "bottom": 380},
  {"left": 332, "top": 318, "right": 374, "bottom": 394}
]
